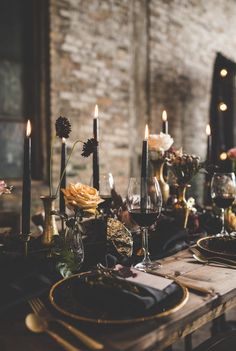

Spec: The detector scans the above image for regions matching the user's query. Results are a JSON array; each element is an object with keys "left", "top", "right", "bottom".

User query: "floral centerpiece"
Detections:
[
  {"left": 56, "top": 183, "right": 103, "bottom": 277},
  {"left": 168, "top": 151, "right": 203, "bottom": 229},
  {"left": 148, "top": 132, "right": 174, "bottom": 203},
  {"left": 169, "top": 152, "right": 202, "bottom": 186}
]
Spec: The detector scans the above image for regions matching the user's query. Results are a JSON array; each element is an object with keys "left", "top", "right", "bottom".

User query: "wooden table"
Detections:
[
  {"left": 1, "top": 249, "right": 236, "bottom": 351},
  {"left": 99, "top": 249, "right": 236, "bottom": 351}
]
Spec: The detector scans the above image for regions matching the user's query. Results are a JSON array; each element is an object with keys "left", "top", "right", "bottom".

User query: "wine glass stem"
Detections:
[
  {"left": 141, "top": 227, "right": 151, "bottom": 263},
  {"left": 221, "top": 208, "right": 226, "bottom": 234}
]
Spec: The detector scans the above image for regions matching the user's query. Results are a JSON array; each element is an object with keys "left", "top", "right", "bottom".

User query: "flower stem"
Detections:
[{"left": 54, "top": 139, "right": 83, "bottom": 198}]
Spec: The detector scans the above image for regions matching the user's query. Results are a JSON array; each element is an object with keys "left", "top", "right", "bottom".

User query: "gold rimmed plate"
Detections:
[
  {"left": 197, "top": 236, "right": 236, "bottom": 260},
  {"left": 49, "top": 271, "right": 188, "bottom": 325}
]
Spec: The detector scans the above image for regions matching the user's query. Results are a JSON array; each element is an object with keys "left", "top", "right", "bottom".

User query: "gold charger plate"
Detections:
[
  {"left": 197, "top": 236, "right": 236, "bottom": 260},
  {"left": 49, "top": 271, "right": 189, "bottom": 325}
]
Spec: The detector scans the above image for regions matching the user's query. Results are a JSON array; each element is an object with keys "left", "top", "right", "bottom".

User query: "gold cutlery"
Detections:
[
  {"left": 25, "top": 313, "right": 79, "bottom": 351},
  {"left": 190, "top": 247, "right": 236, "bottom": 268},
  {"left": 29, "top": 298, "right": 104, "bottom": 350}
]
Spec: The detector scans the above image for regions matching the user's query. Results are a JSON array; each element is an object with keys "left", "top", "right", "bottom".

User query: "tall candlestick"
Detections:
[
  {"left": 141, "top": 124, "right": 149, "bottom": 210},
  {"left": 93, "top": 104, "right": 100, "bottom": 190},
  {"left": 206, "top": 124, "right": 212, "bottom": 163},
  {"left": 162, "top": 110, "right": 168, "bottom": 134},
  {"left": 59, "top": 138, "right": 66, "bottom": 213},
  {"left": 21, "top": 120, "right": 31, "bottom": 236}
]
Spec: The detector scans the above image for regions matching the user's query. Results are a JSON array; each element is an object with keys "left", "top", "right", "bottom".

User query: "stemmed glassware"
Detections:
[
  {"left": 127, "top": 177, "right": 162, "bottom": 271},
  {"left": 99, "top": 173, "right": 114, "bottom": 215},
  {"left": 211, "top": 172, "right": 236, "bottom": 236}
]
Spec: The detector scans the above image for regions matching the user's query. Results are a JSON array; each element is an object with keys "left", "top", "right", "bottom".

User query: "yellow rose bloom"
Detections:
[{"left": 61, "top": 183, "right": 103, "bottom": 214}]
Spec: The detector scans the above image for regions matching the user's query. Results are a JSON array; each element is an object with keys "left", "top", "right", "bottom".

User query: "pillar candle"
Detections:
[
  {"left": 93, "top": 104, "right": 100, "bottom": 190},
  {"left": 21, "top": 120, "right": 31, "bottom": 236},
  {"left": 59, "top": 138, "right": 66, "bottom": 213},
  {"left": 162, "top": 110, "right": 168, "bottom": 134}
]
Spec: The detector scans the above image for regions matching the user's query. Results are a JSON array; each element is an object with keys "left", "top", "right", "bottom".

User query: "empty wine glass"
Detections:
[
  {"left": 211, "top": 172, "right": 236, "bottom": 236},
  {"left": 127, "top": 177, "right": 162, "bottom": 271}
]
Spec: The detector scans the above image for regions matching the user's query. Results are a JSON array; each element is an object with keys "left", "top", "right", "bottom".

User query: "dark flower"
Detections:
[
  {"left": 55, "top": 116, "right": 72, "bottom": 139},
  {"left": 81, "top": 138, "right": 98, "bottom": 157}
]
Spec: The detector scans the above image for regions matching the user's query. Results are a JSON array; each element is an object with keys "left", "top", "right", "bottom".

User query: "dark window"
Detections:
[
  {"left": 0, "top": 0, "right": 50, "bottom": 180},
  {"left": 210, "top": 53, "right": 236, "bottom": 171}
]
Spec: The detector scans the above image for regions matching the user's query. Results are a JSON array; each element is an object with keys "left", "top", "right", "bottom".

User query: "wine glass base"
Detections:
[
  {"left": 216, "top": 230, "right": 229, "bottom": 237},
  {"left": 134, "top": 260, "right": 162, "bottom": 272}
]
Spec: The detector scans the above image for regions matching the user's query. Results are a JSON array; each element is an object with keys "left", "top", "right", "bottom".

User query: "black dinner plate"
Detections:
[
  {"left": 49, "top": 270, "right": 188, "bottom": 324},
  {"left": 197, "top": 236, "right": 236, "bottom": 260}
]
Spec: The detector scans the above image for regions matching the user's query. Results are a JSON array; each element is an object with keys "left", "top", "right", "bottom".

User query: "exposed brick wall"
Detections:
[
  {"left": 50, "top": 0, "right": 132, "bottom": 197},
  {"left": 49, "top": 0, "right": 236, "bottom": 200}
]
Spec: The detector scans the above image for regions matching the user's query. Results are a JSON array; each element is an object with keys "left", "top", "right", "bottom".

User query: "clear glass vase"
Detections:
[{"left": 57, "top": 220, "right": 85, "bottom": 278}]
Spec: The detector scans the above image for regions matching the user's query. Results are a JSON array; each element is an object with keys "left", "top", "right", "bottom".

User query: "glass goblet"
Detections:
[
  {"left": 211, "top": 172, "right": 236, "bottom": 236},
  {"left": 127, "top": 177, "right": 162, "bottom": 271},
  {"left": 98, "top": 173, "right": 114, "bottom": 215}
]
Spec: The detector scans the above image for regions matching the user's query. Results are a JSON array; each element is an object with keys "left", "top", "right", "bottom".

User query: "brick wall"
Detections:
[
  {"left": 49, "top": 0, "right": 236, "bottom": 201},
  {"left": 50, "top": 0, "right": 132, "bottom": 197}
]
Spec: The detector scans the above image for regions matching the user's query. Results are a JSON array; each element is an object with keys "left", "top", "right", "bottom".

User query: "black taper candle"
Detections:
[
  {"left": 141, "top": 125, "right": 149, "bottom": 209},
  {"left": 59, "top": 138, "right": 66, "bottom": 213},
  {"left": 206, "top": 124, "right": 212, "bottom": 164},
  {"left": 93, "top": 104, "right": 100, "bottom": 190},
  {"left": 162, "top": 110, "right": 168, "bottom": 134},
  {"left": 21, "top": 120, "right": 31, "bottom": 236}
]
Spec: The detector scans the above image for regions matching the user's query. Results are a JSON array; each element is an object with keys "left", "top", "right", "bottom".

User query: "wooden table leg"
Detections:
[{"left": 184, "top": 334, "right": 192, "bottom": 351}]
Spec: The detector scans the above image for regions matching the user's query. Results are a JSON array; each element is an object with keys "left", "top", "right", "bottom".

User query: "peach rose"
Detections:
[{"left": 61, "top": 182, "right": 103, "bottom": 214}]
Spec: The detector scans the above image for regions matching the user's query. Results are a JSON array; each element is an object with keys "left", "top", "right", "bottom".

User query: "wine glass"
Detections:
[
  {"left": 127, "top": 177, "right": 162, "bottom": 271},
  {"left": 99, "top": 173, "right": 114, "bottom": 214},
  {"left": 211, "top": 172, "right": 236, "bottom": 236}
]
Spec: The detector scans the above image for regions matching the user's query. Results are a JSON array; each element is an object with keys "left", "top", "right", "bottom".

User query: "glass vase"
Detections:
[
  {"left": 151, "top": 159, "right": 170, "bottom": 204},
  {"left": 40, "top": 195, "right": 59, "bottom": 247},
  {"left": 57, "top": 220, "right": 84, "bottom": 278}
]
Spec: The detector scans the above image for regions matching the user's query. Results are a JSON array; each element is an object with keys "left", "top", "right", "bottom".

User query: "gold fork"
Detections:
[{"left": 29, "top": 298, "right": 104, "bottom": 350}]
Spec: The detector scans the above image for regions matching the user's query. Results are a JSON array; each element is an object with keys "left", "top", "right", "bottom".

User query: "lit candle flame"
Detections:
[
  {"left": 26, "top": 120, "right": 31, "bottom": 137},
  {"left": 162, "top": 110, "right": 167, "bottom": 122},
  {"left": 94, "top": 104, "right": 98, "bottom": 118},
  {"left": 220, "top": 68, "right": 228, "bottom": 77},
  {"left": 220, "top": 152, "right": 227, "bottom": 161},
  {"left": 144, "top": 124, "right": 149, "bottom": 140},
  {"left": 206, "top": 124, "right": 211, "bottom": 136}
]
